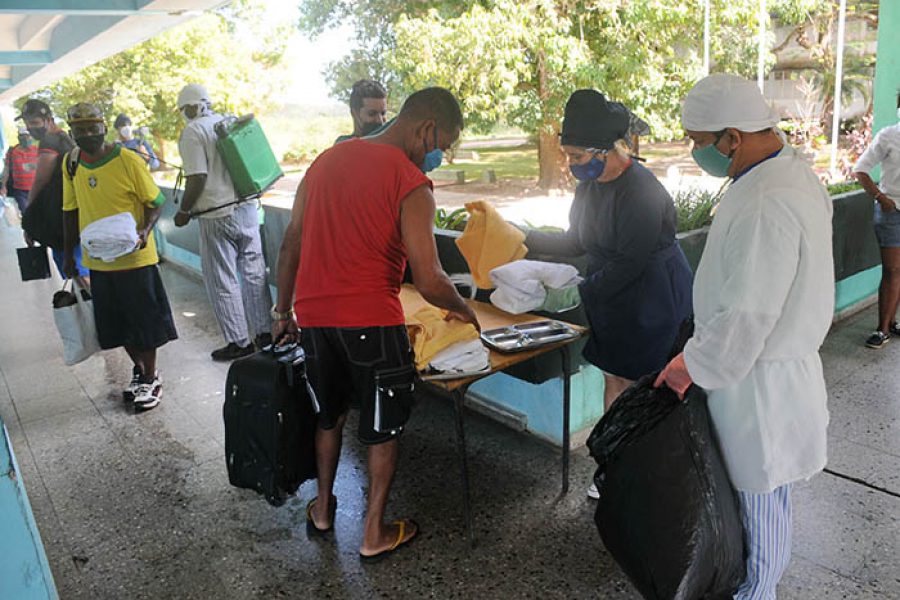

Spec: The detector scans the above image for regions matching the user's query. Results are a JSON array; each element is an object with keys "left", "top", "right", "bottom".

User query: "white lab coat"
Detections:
[{"left": 684, "top": 146, "right": 835, "bottom": 493}]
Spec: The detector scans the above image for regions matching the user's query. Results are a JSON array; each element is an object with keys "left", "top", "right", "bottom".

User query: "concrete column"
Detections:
[{"left": 873, "top": 1, "right": 900, "bottom": 136}]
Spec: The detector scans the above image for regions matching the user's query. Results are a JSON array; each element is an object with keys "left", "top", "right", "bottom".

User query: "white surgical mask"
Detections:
[
  {"left": 119, "top": 125, "right": 133, "bottom": 139},
  {"left": 181, "top": 103, "right": 209, "bottom": 122}
]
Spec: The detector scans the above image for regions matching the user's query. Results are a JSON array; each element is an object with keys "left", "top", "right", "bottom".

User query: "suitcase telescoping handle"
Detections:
[{"left": 266, "top": 333, "right": 305, "bottom": 387}]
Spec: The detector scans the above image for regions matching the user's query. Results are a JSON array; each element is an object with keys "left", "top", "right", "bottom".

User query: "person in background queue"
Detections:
[
  {"left": 114, "top": 113, "right": 160, "bottom": 170},
  {"left": 334, "top": 79, "right": 388, "bottom": 144},
  {"left": 1, "top": 127, "right": 38, "bottom": 216},
  {"left": 62, "top": 103, "right": 177, "bottom": 411},
  {"left": 18, "top": 98, "right": 89, "bottom": 280}
]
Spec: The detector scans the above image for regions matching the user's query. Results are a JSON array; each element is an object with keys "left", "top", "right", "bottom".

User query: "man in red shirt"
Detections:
[
  {"left": 1, "top": 127, "right": 38, "bottom": 215},
  {"left": 273, "top": 87, "right": 478, "bottom": 562}
]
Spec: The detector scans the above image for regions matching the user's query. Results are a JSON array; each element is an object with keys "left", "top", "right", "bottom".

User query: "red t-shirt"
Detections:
[{"left": 294, "top": 139, "right": 431, "bottom": 327}]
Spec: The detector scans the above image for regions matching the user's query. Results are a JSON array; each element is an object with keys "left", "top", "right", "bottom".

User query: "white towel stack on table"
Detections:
[
  {"left": 427, "top": 338, "right": 490, "bottom": 375},
  {"left": 489, "top": 259, "right": 582, "bottom": 314},
  {"left": 80, "top": 212, "right": 140, "bottom": 262}
]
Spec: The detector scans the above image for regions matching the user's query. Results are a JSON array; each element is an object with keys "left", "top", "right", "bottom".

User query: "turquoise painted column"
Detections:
[
  {"left": 0, "top": 417, "right": 58, "bottom": 599},
  {"left": 872, "top": 2, "right": 900, "bottom": 140}
]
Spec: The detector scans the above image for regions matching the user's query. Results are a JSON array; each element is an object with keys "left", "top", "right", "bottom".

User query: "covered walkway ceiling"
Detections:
[{"left": 0, "top": 0, "right": 228, "bottom": 104}]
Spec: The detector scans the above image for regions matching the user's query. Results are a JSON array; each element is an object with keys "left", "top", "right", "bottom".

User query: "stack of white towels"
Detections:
[
  {"left": 425, "top": 338, "right": 490, "bottom": 376},
  {"left": 81, "top": 212, "right": 140, "bottom": 262},
  {"left": 489, "top": 259, "right": 582, "bottom": 314}
]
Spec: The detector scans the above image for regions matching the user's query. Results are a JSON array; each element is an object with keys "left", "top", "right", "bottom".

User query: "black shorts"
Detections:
[
  {"left": 90, "top": 265, "right": 178, "bottom": 351},
  {"left": 301, "top": 325, "right": 415, "bottom": 445}
]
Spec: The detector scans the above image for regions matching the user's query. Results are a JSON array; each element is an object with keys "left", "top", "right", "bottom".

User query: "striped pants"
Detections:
[
  {"left": 734, "top": 483, "right": 793, "bottom": 600},
  {"left": 198, "top": 202, "right": 272, "bottom": 347}
]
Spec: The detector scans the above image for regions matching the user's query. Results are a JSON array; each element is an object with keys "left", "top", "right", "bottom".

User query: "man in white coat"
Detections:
[{"left": 655, "top": 74, "right": 835, "bottom": 598}]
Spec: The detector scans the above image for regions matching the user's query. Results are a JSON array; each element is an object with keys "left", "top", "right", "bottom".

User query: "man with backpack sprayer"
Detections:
[{"left": 174, "top": 83, "right": 272, "bottom": 361}]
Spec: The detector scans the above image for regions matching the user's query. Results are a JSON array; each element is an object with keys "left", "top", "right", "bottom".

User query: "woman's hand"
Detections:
[{"left": 878, "top": 193, "right": 896, "bottom": 213}]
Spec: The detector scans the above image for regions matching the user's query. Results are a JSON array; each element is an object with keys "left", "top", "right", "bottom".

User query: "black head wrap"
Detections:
[{"left": 560, "top": 89, "right": 632, "bottom": 150}]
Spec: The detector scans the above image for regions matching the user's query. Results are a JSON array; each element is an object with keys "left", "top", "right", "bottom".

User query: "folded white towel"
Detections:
[
  {"left": 490, "top": 285, "right": 546, "bottom": 314},
  {"left": 81, "top": 212, "right": 140, "bottom": 262},
  {"left": 428, "top": 338, "right": 490, "bottom": 374},
  {"left": 490, "top": 259, "right": 581, "bottom": 291},
  {"left": 489, "top": 260, "right": 582, "bottom": 314}
]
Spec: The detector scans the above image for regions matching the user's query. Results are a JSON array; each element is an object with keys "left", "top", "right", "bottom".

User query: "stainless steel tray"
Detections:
[{"left": 480, "top": 320, "right": 579, "bottom": 353}]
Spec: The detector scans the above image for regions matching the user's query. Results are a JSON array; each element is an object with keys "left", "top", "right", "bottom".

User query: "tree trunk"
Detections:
[
  {"left": 536, "top": 48, "right": 568, "bottom": 190},
  {"left": 152, "top": 132, "right": 168, "bottom": 168},
  {"left": 537, "top": 121, "right": 568, "bottom": 190}
]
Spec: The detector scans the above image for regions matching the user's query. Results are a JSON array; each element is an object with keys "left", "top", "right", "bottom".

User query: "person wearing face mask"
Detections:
[
  {"left": 654, "top": 74, "right": 834, "bottom": 599},
  {"left": 524, "top": 90, "right": 693, "bottom": 499},
  {"left": 114, "top": 113, "right": 160, "bottom": 170},
  {"left": 17, "top": 98, "right": 90, "bottom": 280},
  {"left": 272, "top": 87, "right": 478, "bottom": 562},
  {"left": 1, "top": 127, "right": 39, "bottom": 216},
  {"left": 174, "top": 83, "right": 273, "bottom": 361},
  {"left": 61, "top": 103, "right": 177, "bottom": 412},
  {"left": 334, "top": 79, "right": 389, "bottom": 144},
  {"left": 853, "top": 90, "right": 900, "bottom": 348}
]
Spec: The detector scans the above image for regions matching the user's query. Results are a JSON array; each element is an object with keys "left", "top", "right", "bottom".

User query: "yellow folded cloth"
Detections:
[
  {"left": 406, "top": 306, "right": 480, "bottom": 371},
  {"left": 455, "top": 200, "right": 527, "bottom": 289}
]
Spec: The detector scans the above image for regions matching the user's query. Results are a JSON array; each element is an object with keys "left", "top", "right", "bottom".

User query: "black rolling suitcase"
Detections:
[{"left": 224, "top": 343, "right": 318, "bottom": 506}]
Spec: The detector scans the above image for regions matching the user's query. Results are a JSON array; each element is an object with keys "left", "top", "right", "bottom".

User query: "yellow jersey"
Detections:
[{"left": 62, "top": 145, "right": 166, "bottom": 272}]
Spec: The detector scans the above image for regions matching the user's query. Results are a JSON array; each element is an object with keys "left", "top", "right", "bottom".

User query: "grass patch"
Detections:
[{"left": 438, "top": 143, "right": 539, "bottom": 181}]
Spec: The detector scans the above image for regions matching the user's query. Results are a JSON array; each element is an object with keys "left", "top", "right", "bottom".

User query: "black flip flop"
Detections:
[
  {"left": 306, "top": 496, "right": 337, "bottom": 536},
  {"left": 359, "top": 519, "right": 419, "bottom": 564}
]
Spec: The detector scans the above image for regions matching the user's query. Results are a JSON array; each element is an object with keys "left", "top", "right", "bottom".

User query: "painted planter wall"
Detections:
[{"left": 153, "top": 187, "right": 883, "bottom": 446}]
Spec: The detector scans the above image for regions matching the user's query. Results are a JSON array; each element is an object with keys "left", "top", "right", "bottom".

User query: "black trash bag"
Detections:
[{"left": 587, "top": 374, "right": 745, "bottom": 600}]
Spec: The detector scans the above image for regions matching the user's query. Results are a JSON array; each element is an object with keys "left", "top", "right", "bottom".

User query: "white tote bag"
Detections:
[{"left": 53, "top": 281, "right": 101, "bottom": 365}]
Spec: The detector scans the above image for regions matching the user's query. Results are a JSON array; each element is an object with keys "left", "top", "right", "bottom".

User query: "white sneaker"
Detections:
[
  {"left": 123, "top": 366, "right": 142, "bottom": 401},
  {"left": 587, "top": 482, "right": 600, "bottom": 500},
  {"left": 133, "top": 374, "right": 162, "bottom": 412},
  {"left": 124, "top": 368, "right": 162, "bottom": 401}
]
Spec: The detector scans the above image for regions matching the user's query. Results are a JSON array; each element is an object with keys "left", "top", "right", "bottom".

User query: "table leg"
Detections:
[
  {"left": 561, "top": 344, "right": 571, "bottom": 497},
  {"left": 451, "top": 384, "right": 476, "bottom": 547}
]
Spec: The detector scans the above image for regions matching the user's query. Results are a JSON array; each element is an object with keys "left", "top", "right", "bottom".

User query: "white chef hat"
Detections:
[{"left": 682, "top": 73, "right": 780, "bottom": 132}]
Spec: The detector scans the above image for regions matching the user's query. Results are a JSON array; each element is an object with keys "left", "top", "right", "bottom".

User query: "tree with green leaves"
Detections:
[
  {"left": 300, "top": 0, "right": 767, "bottom": 189},
  {"left": 389, "top": 1, "right": 597, "bottom": 188},
  {"left": 21, "top": 0, "right": 289, "bottom": 164}
]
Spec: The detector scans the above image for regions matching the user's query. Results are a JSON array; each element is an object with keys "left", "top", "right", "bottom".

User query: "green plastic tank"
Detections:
[{"left": 215, "top": 114, "right": 283, "bottom": 199}]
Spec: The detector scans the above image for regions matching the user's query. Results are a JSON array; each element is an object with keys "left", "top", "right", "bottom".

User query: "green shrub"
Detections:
[
  {"left": 435, "top": 207, "right": 468, "bottom": 231},
  {"left": 673, "top": 188, "right": 719, "bottom": 233},
  {"left": 826, "top": 180, "right": 862, "bottom": 196},
  {"left": 523, "top": 219, "right": 565, "bottom": 233}
]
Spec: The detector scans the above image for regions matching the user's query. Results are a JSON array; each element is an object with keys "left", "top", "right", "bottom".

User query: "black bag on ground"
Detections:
[
  {"left": 16, "top": 246, "right": 51, "bottom": 281},
  {"left": 587, "top": 375, "right": 744, "bottom": 600},
  {"left": 224, "top": 343, "right": 317, "bottom": 506}
]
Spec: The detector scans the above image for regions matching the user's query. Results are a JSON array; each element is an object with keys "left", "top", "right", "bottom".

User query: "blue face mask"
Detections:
[
  {"left": 691, "top": 131, "right": 733, "bottom": 178},
  {"left": 569, "top": 156, "right": 606, "bottom": 181},
  {"left": 420, "top": 127, "right": 443, "bottom": 173}
]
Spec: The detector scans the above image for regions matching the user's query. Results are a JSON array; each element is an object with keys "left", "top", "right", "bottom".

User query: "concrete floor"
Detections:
[{"left": 0, "top": 217, "right": 897, "bottom": 599}]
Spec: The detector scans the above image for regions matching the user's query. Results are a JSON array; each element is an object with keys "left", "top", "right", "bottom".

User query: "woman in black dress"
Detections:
[{"left": 526, "top": 90, "right": 693, "bottom": 496}]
